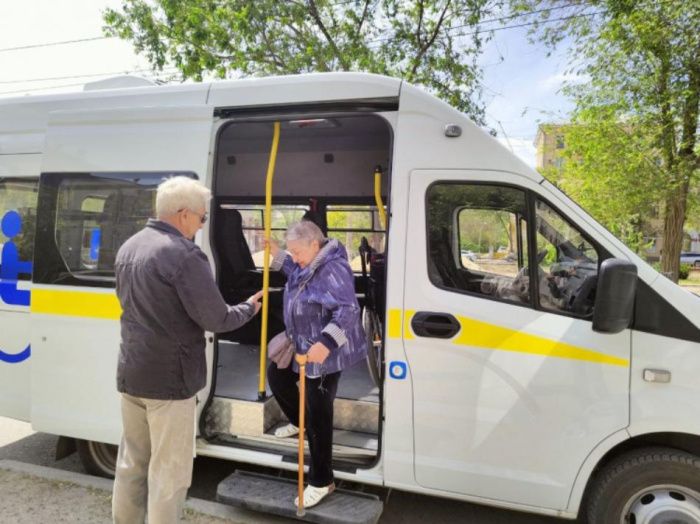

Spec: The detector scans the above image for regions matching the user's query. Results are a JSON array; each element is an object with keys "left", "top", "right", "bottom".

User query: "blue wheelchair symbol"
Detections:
[{"left": 0, "top": 210, "right": 32, "bottom": 364}]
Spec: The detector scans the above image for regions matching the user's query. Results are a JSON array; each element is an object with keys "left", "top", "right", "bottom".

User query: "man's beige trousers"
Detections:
[{"left": 112, "top": 393, "right": 196, "bottom": 524}]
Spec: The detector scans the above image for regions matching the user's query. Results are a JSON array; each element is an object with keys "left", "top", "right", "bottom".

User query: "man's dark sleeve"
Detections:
[{"left": 173, "top": 248, "right": 256, "bottom": 333}]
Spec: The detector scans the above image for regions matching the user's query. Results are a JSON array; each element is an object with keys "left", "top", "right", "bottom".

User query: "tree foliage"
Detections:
[
  {"left": 542, "top": 108, "right": 663, "bottom": 253},
  {"left": 514, "top": 0, "right": 700, "bottom": 280},
  {"left": 103, "top": 0, "right": 498, "bottom": 124}
]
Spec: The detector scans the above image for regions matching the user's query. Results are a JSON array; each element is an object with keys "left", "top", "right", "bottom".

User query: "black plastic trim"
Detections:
[
  {"left": 214, "top": 97, "right": 399, "bottom": 119},
  {"left": 632, "top": 279, "right": 700, "bottom": 343}
]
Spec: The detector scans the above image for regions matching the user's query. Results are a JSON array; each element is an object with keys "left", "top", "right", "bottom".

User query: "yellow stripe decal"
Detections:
[
  {"left": 452, "top": 315, "right": 628, "bottom": 367},
  {"left": 388, "top": 308, "right": 627, "bottom": 367},
  {"left": 387, "top": 308, "right": 402, "bottom": 339},
  {"left": 30, "top": 289, "right": 122, "bottom": 320}
]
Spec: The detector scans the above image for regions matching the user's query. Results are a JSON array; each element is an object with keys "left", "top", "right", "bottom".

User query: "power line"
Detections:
[
  {"left": 0, "top": 67, "right": 180, "bottom": 85},
  {"left": 368, "top": 9, "right": 605, "bottom": 46},
  {"left": 0, "top": 36, "right": 112, "bottom": 53},
  {"left": 0, "top": 71, "right": 182, "bottom": 96},
  {"left": 363, "top": 2, "right": 585, "bottom": 45}
]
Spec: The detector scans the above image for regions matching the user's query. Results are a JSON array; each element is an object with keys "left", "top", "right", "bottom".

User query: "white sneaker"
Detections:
[
  {"left": 274, "top": 423, "right": 299, "bottom": 438},
  {"left": 294, "top": 483, "right": 335, "bottom": 508}
]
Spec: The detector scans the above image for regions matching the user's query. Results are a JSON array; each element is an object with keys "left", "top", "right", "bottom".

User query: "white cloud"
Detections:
[
  {"left": 538, "top": 71, "right": 589, "bottom": 91},
  {"left": 496, "top": 137, "right": 537, "bottom": 168}
]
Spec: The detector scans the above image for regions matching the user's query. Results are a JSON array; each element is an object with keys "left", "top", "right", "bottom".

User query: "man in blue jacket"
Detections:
[{"left": 112, "top": 176, "right": 262, "bottom": 524}]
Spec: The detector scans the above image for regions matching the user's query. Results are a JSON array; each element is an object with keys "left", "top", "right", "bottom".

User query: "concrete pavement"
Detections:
[{"left": 0, "top": 459, "right": 288, "bottom": 524}]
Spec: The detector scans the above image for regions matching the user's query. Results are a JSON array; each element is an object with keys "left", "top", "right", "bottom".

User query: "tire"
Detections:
[
  {"left": 76, "top": 439, "right": 118, "bottom": 478},
  {"left": 362, "top": 307, "right": 383, "bottom": 387},
  {"left": 586, "top": 447, "right": 700, "bottom": 524}
]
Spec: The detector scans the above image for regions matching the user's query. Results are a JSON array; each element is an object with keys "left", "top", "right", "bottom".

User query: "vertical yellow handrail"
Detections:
[
  {"left": 258, "top": 121, "right": 281, "bottom": 400},
  {"left": 373, "top": 166, "right": 387, "bottom": 230}
]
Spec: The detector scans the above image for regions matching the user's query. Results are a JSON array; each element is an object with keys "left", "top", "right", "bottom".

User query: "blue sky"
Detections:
[
  {"left": 479, "top": 26, "right": 575, "bottom": 166},
  {"left": 0, "top": 1, "right": 575, "bottom": 167}
]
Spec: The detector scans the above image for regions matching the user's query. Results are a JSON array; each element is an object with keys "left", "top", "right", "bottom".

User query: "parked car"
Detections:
[
  {"left": 460, "top": 249, "right": 477, "bottom": 262},
  {"left": 680, "top": 252, "right": 700, "bottom": 267}
]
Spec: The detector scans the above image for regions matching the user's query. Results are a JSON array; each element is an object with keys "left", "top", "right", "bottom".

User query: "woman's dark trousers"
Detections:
[{"left": 267, "top": 362, "right": 341, "bottom": 487}]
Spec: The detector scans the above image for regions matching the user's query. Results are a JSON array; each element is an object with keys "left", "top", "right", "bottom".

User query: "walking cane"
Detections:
[{"left": 296, "top": 353, "right": 308, "bottom": 517}]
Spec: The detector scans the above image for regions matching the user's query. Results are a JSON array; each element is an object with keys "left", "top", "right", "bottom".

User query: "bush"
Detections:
[{"left": 679, "top": 263, "right": 691, "bottom": 280}]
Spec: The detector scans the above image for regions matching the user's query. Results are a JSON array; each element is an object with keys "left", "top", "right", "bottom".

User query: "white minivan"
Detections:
[{"left": 1, "top": 73, "right": 699, "bottom": 523}]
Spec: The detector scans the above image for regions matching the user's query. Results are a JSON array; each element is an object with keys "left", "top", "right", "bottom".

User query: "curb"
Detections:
[{"left": 0, "top": 459, "right": 286, "bottom": 523}]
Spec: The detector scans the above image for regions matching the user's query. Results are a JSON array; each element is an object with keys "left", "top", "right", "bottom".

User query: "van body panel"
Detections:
[
  {"left": 0, "top": 306, "right": 32, "bottom": 421},
  {"left": 207, "top": 72, "right": 400, "bottom": 109},
  {"left": 41, "top": 106, "right": 214, "bottom": 174},
  {"left": 565, "top": 428, "right": 632, "bottom": 515},
  {"left": 629, "top": 330, "right": 700, "bottom": 437},
  {"left": 0, "top": 83, "right": 209, "bottom": 143},
  {"left": 0, "top": 159, "right": 39, "bottom": 421},
  {"left": 30, "top": 286, "right": 122, "bottom": 443},
  {"left": 28, "top": 105, "right": 214, "bottom": 442},
  {"left": 404, "top": 169, "right": 631, "bottom": 510}
]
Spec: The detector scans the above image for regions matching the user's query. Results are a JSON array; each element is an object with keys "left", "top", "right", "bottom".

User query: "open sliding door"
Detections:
[{"left": 30, "top": 105, "right": 214, "bottom": 444}]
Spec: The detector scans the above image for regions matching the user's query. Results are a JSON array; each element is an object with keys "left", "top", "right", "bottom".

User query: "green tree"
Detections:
[
  {"left": 541, "top": 108, "right": 663, "bottom": 253},
  {"left": 514, "top": 0, "right": 700, "bottom": 281},
  {"left": 104, "top": 0, "right": 498, "bottom": 124}
]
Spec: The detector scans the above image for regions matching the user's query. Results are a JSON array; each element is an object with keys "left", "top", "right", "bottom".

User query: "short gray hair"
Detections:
[
  {"left": 285, "top": 220, "right": 324, "bottom": 245},
  {"left": 155, "top": 176, "right": 211, "bottom": 217}
]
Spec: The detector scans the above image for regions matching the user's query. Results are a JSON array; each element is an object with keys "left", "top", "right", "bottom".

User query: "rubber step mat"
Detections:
[{"left": 217, "top": 470, "right": 383, "bottom": 524}]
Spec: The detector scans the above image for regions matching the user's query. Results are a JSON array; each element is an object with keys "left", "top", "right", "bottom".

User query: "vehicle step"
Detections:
[
  {"left": 207, "top": 395, "right": 379, "bottom": 438},
  {"left": 217, "top": 470, "right": 383, "bottom": 524}
]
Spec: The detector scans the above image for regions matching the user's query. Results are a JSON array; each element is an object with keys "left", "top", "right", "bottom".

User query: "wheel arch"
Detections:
[{"left": 568, "top": 431, "right": 700, "bottom": 516}]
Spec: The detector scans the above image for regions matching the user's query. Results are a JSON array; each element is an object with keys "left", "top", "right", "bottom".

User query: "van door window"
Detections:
[
  {"left": 535, "top": 199, "right": 600, "bottom": 317},
  {"left": 0, "top": 178, "right": 39, "bottom": 283},
  {"left": 426, "top": 183, "right": 530, "bottom": 305},
  {"left": 35, "top": 172, "right": 195, "bottom": 287}
]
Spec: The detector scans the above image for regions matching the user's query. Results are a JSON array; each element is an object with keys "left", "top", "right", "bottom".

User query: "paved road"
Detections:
[{"left": 0, "top": 416, "right": 570, "bottom": 524}]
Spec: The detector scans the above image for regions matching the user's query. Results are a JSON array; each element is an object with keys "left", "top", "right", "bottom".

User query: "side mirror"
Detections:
[{"left": 593, "top": 258, "right": 638, "bottom": 334}]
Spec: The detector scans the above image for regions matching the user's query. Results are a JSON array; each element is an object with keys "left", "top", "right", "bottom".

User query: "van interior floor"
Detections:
[
  {"left": 206, "top": 341, "right": 380, "bottom": 461},
  {"left": 214, "top": 341, "right": 379, "bottom": 402}
]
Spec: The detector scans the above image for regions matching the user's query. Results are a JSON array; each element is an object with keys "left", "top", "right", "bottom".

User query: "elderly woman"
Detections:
[{"left": 268, "top": 220, "right": 367, "bottom": 508}]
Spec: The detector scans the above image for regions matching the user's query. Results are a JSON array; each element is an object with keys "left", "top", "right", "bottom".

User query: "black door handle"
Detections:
[{"left": 411, "top": 312, "right": 461, "bottom": 338}]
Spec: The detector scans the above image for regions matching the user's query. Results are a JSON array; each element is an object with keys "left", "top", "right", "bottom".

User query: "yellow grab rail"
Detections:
[
  {"left": 258, "top": 121, "right": 281, "bottom": 400},
  {"left": 374, "top": 166, "right": 387, "bottom": 230}
]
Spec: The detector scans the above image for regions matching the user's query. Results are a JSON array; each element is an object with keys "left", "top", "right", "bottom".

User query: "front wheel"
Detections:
[
  {"left": 76, "top": 439, "right": 117, "bottom": 478},
  {"left": 586, "top": 447, "right": 700, "bottom": 524}
]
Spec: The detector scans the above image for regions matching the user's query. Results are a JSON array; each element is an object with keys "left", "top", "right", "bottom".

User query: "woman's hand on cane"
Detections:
[{"left": 307, "top": 341, "right": 330, "bottom": 364}]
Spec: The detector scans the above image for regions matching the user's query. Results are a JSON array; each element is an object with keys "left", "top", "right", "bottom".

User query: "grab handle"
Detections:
[{"left": 411, "top": 312, "right": 461, "bottom": 338}]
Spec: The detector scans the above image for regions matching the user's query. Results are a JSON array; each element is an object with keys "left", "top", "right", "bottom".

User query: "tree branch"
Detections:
[
  {"left": 307, "top": 0, "right": 350, "bottom": 70},
  {"left": 410, "top": 0, "right": 450, "bottom": 77}
]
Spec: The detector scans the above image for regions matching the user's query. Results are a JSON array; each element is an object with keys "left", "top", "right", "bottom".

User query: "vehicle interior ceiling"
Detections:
[{"left": 207, "top": 114, "right": 392, "bottom": 456}]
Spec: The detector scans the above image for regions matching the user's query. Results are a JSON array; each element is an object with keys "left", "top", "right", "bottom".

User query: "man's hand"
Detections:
[
  {"left": 306, "top": 341, "right": 330, "bottom": 364},
  {"left": 247, "top": 290, "right": 263, "bottom": 315},
  {"left": 265, "top": 238, "right": 281, "bottom": 258}
]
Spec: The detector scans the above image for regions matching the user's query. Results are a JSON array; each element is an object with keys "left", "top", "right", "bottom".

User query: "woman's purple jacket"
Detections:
[{"left": 271, "top": 239, "right": 367, "bottom": 377}]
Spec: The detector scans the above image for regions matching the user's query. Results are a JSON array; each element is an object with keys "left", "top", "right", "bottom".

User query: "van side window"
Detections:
[
  {"left": 535, "top": 199, "right": 600, "bottom": 317},
  {"left": 327, "top": 205, "right": 385, "bottom": 271},
  {"left": 426, "top": 183, "right": 530, "bottom": 305},
  {"left": 221, "top": 204, "right": 308, "bottom": 267},
  {"left": 35, "top": 172, "right": 195, "bottom": 287},
  {"left": 0, "top": 178, "right": 39, "bottom": 282}
]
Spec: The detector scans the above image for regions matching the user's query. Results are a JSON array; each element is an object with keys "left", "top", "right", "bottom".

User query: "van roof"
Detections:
[{"left": 0, "top": 72, "right": 539, "bottom": 182}]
